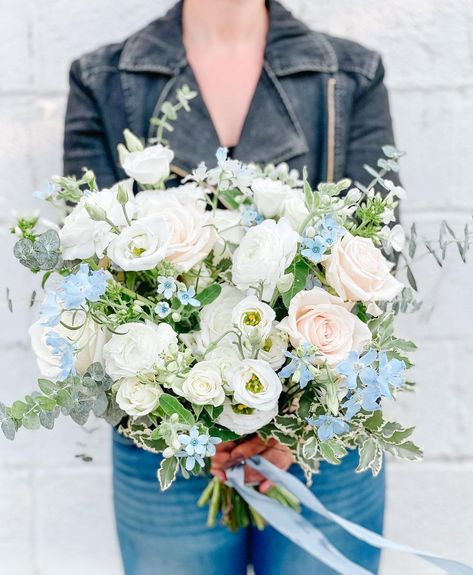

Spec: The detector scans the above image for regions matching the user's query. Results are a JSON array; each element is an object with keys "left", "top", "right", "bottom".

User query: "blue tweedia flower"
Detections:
[
  {"left": 240, "top": 206, "right": 264, "bottom": 228},
  {"left": 319, "top": 215, "right": 346, "bottom": 246},
  {"left": 335, "top": 349, "right": 378, "bottom": 390},
  {"left": 157, "top": 276, "right": 177, "bottom": 300},
  {"left": 378, "top": 351, "right": 406, "bottom": 389},
  {"left": 305, "top": 273, "right": 322, "bottom": 290},
  {"left": 307, "top": 415, "right": 349, "bottom": 442},
  {"left": 155, "top": 301, "right": 171, "bottom": 319},
  {"left": 278, "top": 345, "right": 317, "bottom": 389},
  {"left": 59, "top": 264, "right": 108, "bottom": 309},
  {"left": 45, "top": 331, "right": 75, "bottom": 380},
  {"left": 216, "top": 147, "right": 228, "bottom": 165},
  {"left": 33, "top": 181, "right": 56, "bottom": 201},
  {"left": 40, "top": 291, "right": 62, "bottom": 327},
  {"left": 177, "top": 286, "right": 200, "bottom": 307},
  {"left": 301, "top": 236, "right": 327, "bottom": 263},
  {"left": 177, "top": 426, "right": 222, "bottom": 471}
]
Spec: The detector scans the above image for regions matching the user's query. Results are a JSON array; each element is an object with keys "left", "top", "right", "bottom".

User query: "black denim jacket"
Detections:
[{"left": 63, "top": 0, "right": 397, "bottom": 189}]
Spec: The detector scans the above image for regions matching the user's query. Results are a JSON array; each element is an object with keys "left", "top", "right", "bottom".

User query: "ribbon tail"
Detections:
[
  {"left": 226, "top": 465, "right": 374, "bottom": 575},
  {"left": 246, "top": 456, "right": 473, "bottom": 575}
]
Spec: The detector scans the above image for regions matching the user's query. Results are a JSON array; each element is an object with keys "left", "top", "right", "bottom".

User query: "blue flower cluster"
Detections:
[
  {"left": 301, "top": 215, "right": 346, "bottom": 264},
  {"left": 176, "top": 426, "right": 222, "bottom": 471},
  {"left": 240, "top": 206, "right": 264, "bottom": 228},
  {"left": 278, "top": 344, "right": 319, "bottom": 389},
  {"left": 336, "top": 350, "right": 406, "bottom": 420},
  {"left": 40, "top": 264, "right": 109, "bottom": 327},
  {"left": 306, "top": 415, "right": 349, "bottom": 442}
]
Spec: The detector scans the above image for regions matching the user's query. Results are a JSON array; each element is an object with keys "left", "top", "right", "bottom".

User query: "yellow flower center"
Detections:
[
  {"left": 232, "top": 403, "right": 254, "bottom": 415},
  {"left": 243, "top": 310, "right": 262, "bottom": 327},
  {"left": 263, "top": 338, "right": 273, "bottom": 352},
  {"left": 245, "top": 373, "right": 264, "bottom": 394}
]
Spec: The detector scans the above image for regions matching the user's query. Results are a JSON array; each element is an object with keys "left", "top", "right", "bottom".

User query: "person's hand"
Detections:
[{"left": 210, "top": 436, "right": 294, "bottom": 493}]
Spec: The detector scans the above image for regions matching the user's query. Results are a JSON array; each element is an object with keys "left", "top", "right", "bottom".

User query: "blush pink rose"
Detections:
[
  {"left": 323, "top": 232, "right": 404, "bottom": 303},
  {"left": 278, "top": 287, "right": 371, "bottom": 366}
]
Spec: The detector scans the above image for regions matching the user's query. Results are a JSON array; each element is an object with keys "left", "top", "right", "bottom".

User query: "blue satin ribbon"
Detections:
[{"left": 226, "top": 456, "right": 473, "bottom": 575}]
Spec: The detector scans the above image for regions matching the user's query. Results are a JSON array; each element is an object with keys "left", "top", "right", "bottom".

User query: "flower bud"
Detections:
[
  {"left": 84, "top": 202, "right": 107, "bottom": 222},
  {"left": 346, "top": 187, "right": 362, "bottom": 203},
  {"left": 116, "top": 184, "right": 129, "bottom": 206},
  {"left": 172, "top": 312, "right": 181, "bottom": 322},
  {"left": 277, "top": 273, "right": 294, "bottom": 293},
  {"left": 123, "top": 129, "right": 144, "bottom": 152},
  {"left": 304, "top": 226, "right": 316, "bottom": 239},
  {"left": 117, "top": 144, "right": 129, "bottom": 166}
]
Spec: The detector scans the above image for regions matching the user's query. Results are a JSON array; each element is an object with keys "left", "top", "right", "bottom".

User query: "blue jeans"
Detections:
[{"left": 112, "top": 429, "right": 385, "bottom": 575}]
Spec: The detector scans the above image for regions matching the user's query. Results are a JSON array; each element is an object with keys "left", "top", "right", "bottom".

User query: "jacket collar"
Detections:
[{"left": 118, "top": 0, "right": 338, "bottom": 76}]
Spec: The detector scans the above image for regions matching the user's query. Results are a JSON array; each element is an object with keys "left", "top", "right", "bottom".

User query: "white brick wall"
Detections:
[{"left": 0, "top": 1, "right": 472, "bottom": 573}]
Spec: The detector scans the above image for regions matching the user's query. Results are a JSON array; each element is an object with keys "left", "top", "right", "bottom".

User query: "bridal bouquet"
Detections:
[{"left": 2, "top": 87, "right": 470, "bottom": 532}]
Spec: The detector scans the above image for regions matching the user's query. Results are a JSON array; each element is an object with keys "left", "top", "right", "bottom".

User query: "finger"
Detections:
[
  {"left": 210, "top": 467, "right": 227, "bottom": 482},
  {"left": 260, "top": 446, "right": 294, "bottom": 471},
  {"left": 259, "top": 479, "right": 273, "bottom": 494},
  {"left": 228, "top": 436, "right": 270, "bottom": 465},
  {"left": 215, "top": 441, "right": 236, "bottom": 454},
  {"left": 244, "top": 465, "right": 265, "bottom": 485}
]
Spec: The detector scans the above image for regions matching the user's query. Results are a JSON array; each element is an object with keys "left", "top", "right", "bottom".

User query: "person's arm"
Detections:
[
  {"left": 63, "top": 59, "right": 118, "bottom": 188},
  {"left": 345, "top": 57, "right": 400, "bottom": 188}
]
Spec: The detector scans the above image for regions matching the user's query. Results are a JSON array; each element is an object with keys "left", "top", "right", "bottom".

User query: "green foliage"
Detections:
[
  {"left": 13, "top": 229, "right": 60, "bottom": 272},
  {"left": 196, "top": 284, "right": 222, "bottom": 307},
  {"left": 158, "top": 456, "right": 179, "bottom": 491},
  {"left": 150, "top": 85, "right": 198, "bottom": 145},
  {"left": 159, "top": 393, "right": 195, "bottom": 425},
  {"left": 281, "top": 259, "right": 309, "bottom": 308}
]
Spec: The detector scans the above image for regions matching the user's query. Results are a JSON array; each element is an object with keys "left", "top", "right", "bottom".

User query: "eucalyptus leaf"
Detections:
[
  {"left": 1, "top": 417, "right": 16, "bottom": 440},
  {"left": 39, "top": 411, "right": 56, "bottom": 430},
  {"left": 22, "top": 413, "right": 41, "bottom": 431}
]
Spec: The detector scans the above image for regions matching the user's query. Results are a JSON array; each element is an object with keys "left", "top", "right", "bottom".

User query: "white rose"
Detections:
[
  {"left": 212, "top": 209, "right": 245, "bottom": 263},
  {"left": 232, "top": 218, "right": 298, "bottom": 301},
  {"left": 205, "top": 343, "right": 241, "bottom": 381},
  {"left": 278, "top": 287, "right": 372, "bottom": 366},
  {"left": 245, "top": 324, "right": 288, "bottom": 370},
  {"left": 226, "top": 359, "right": 282, "bottom": 411},
  {"left": 107, "top": 215, "right": 170, "bottom": 271},
  {"left": 121, "top": 144, "right": 174, "bottom": 185},
  {"left": 194, "top": 285, "right": 246, "bottom": 354},
  {"left": 116, "top": 377, "right": 161, "bottom": 416},
  {"left": 216, "top": 400, "right": 278, "bottom": 435},
  {"left": 174, "top": 361, "right": 225, "bottom": 406},
  {"left": 136, "top": 192, "right": 216, "bottom": 272},
  {"left": 103, "top": 321, "right": 177, "bottom": 380},
  {"left": 29, "top": 311, "right": 105, "bottom": 379},
  {"left": 323, "top": 232, "right": 404, "bottom": 303},
  {"left": 135, "top": 185, "right": 207, "bottom": 213},
  {"left": 232, "top": 295, "right": 275, "bottom": 342},
  {"left": 251, "top": 177, "right": 292, "bottom": 219},
  {"left": 59, "top": 180, "right": 135, "bottom": 260},
  {"left": 281, "top": 190, "right": 309, "bottom": 230}
]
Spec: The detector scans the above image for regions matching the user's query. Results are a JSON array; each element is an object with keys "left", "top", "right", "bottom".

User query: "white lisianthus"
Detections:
[
  {"left": 103, "top": 321, "right": 177, "bottom": 381},
  {"left": 174, "top": 361, "right": 225, "bottom": 406},
  {"left": 212, "top": 208, "right": 245, "bottom": 263},
  {"left": 232, "top": 218, "right": 298, "bottom": 301},
  {"left": 216, "top": 400, "right": 278, "bottom": 434},
  {"left": 251, "top": 177, "right": 292, "bottom": 219},
  {"left": 29, "top": 311, "right": 106, "bottom": 379},
  {"left": 193, "top": 285, "right": 246, "bottom": 354},
  {"left": 116, "top": 377, "right": 161, "bottom": 416},
  {"left": 59, "top": 180, "right": 135, "bottom": 260},
  {"left": 232, "top": 295, "right": 275, "bottom": 342},
  {"left": 246, "top": 325, "right": 288, "bottom": 371},
  {"left": 121, "top": 144, "right": 174, "bottom": 185},
  {"left": 107, "top": 215, "right": 170, "bottom": 271},
  {"left": 135, "top": 192, "right": 216, "bottom": 272},
  {"left": 226, "top": 359, "right": 282, "bottom": 411},
  {"left": 278, "top": 287, "right": 372, "bottom": 366},
  {"left": 323, "top": 232, "right": 404, "bottom": 303},
  {"left": 281, "top": 190, "right": 309, "bottom": 230}
]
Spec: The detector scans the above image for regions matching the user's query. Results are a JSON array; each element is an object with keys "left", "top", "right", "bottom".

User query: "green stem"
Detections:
[{"left": 120, "top": 286, "right": 156, "bottom": 308}]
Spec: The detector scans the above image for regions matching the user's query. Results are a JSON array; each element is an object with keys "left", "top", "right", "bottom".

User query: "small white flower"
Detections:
[
  {"left": 174, "top": 361, "right": 225, "bottom": 406},
  {"left": 121, "top": 144, "right": 174, "bottom": 185},
  {"left": 232, "top": 295, "right": 275, "bottom": 342},
  {"left": 251, "top": 177, "right": 293, "bottom": 219},
  {"left": 116, "top": 377, "right": 161, "bottom": 416}
]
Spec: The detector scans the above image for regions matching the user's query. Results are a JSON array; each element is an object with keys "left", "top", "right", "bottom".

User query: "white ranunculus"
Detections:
[
  {"left": 232, "top": 295, "right": 275, "bottom": 342},
  {"left": 121, "top": 144, "right": 174, "bottom": 185},
  {"left": 251, "top": 177, "right": 292, "bottom": 219},
  {"left": 194, "top": 285, "right": 246, "bottom": 354},
  {"left": 281, "top": 190, "right": 309, "bottom": 230},
  {"left": 103, "top": 321, "right": 177, "bottom": 381},
  {"left": 59, "top": 180, "right": 135, "bottom": 260},
  {"left": 205, "top": 343, "right": 241, "bottom": 382},
  {"left": 174, "top": 361, "right": 225, "bottom": 406},
  {"left": 216, "top": 400, "right": 278, "bottom": 435},
  {"left": 278, "top": 287, "right": 372, "bottom": 367},
  {"left": 232, "top": 218, "right": 299, "bottom": 301},
  {"left": 107, "top": 215, "right": 170, "bottom": 271},
  {"left": 245, "top": 324, "right": 288, "bottom": 370},
  {"left": 116, "top": 377, "right": 161, "bottom": 416},
  {"left": 29, "top": 311, "right": 105, "bottom": 379},
  {"left": 135, "top": 192, "right": 216, "bottom": 272},
  {"left": 323, "top": 232, "right": 404, "bottom": 303},
  {"left": 226, "top": 359, "right": 282, "bottom": 411},
  {"left": 212, "top": 209, "right": 245, "bottom": 263}
]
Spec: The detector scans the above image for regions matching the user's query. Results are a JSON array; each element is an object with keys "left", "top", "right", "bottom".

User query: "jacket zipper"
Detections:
[{"left": 326, "top": 77, "right": 336, "bottom": 183}]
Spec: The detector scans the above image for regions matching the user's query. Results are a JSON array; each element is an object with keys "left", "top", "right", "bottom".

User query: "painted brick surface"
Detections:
[{"left": 0, "top": 1, "right": 472, "bottom": 574}]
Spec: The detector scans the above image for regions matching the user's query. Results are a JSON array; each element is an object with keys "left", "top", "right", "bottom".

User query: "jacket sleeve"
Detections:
[
  {"left": 345, "top": 57, "right": 401, "bottom": 188},
  {"left": 63, "top": 59, "right": 118, "bottom": 188}
]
